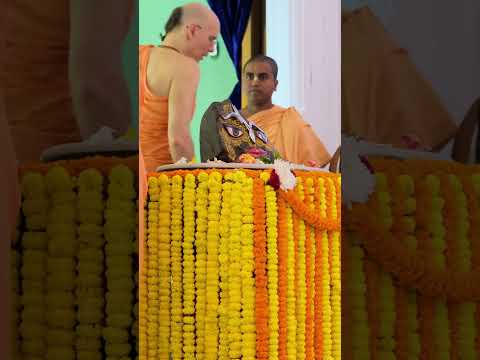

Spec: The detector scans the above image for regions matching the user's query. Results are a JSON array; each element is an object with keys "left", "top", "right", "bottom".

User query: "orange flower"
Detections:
[{"left": 277, "top": 196, "right": 288, "bottom": 360}]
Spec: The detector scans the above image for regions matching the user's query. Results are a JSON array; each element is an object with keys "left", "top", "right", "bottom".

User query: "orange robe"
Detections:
[
  {"left": 139, "top": 45, "right": 175, "bottom": 269},
  {"left": 139, "top": 45, "right": 173, "bottom": 173},
  {"left": 249, "top": 105, "right": 331, "bottom": 166},
  {"left": 342, "top": 7, "right": 457, "bottom": 149}
]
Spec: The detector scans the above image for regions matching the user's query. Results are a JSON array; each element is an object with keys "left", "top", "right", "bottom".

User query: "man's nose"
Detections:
[{"left": 251, "top": 77, "right": 260, "bottom": 85}]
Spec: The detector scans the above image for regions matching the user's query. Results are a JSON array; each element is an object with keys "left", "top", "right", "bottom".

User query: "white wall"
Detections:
[{"left": 266, "top": 0, "right": 341, "bottom": 156}]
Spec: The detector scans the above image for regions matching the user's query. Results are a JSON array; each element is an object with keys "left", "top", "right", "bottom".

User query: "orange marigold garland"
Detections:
[
  {"left": 304, "top": 178, "right": 315, "bottom": 360},
  {"left": 277, "top": 195, "right": 289, "bottom": 360},
  {"left": 313, "top": 177, "right": 325, "bottom": 358},
  {"left": 295, "top": 179, "right": 307, "bottom": 360},
  {"left": 328, "top": 178, "right": 341, "bottom": 360}
]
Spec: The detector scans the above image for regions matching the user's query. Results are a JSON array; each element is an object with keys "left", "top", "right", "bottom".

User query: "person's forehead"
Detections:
[{"left": 245, "top": 61, "right": 273, "bottom": 74}]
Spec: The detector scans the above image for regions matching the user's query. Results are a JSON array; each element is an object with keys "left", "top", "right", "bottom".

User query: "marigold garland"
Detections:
[
  {"left": 277, "top": 195, "right": 289, "bottom": 360},
  {"left": 146, "top": 175, "right": 160, "bottom": 359},
  {"left": 183, "top": 174, "right": 197, "bottom": 360},
  {"left": 229, "top": 172, "right": 244, "bottom": 359},
  {"left": 241, "top": 174, "right": 256, "bottom": 360},
  {"left": 219, "top": 178, "right": 232, "bottom": 359},
  {"left": 253, "top": 178, "right": 269, "bottom": 360},
  {"left": 294, "top": 179, "right": 306, "bottom": 360},
  {"left": 158, "top": 174, "right": 171, "bottom": 359},
  {"left": 328, "top": 178, "right": 341, "bottom": 360},
  {"left": 20, "top": 172, "right": 48, "bottom": 358},
  {"left": 170, "top": 175, "right": 184, "bottom": 359},
  {"left": 205, "top": 172, "right": 222, "bottom": 360},
  {"left": 17, "top": 159, "right": 139, "bottom": 360},
  {"left": 76, "top": 169, "right": 105, "bottom": 358},
  {"left": 346, "top": 158, "right": 480, "bottom": 359},
  {"left": 304, "top": 178, "right": 315, "bottom": 360},
  {"left": 103, "top": 165, "right": 136, "bottom": 359},
  {"left": 195, "top": 172, "right": 209, "bottom": 359},
  {"left": 286, "top": 204, "right": 297, "bottom": 360},
  {"left": 265, "top": 180, "right": 279, "bottom": 360},
  {"left": 142, "top": 169, "right": 341, "bottom": 360},
  {"left": 45, "top": 166, "right": 77, "bottom": 360}
]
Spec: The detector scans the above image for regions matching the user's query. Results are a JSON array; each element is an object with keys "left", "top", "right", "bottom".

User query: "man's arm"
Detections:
[
  {"left": 69, "top": 0, "right": 132, "bottom": 139},
  {"left": 167, "top": 59, "right": 199, "bottom": 162}
]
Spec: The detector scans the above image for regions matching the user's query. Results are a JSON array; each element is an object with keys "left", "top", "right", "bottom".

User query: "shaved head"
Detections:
[
  {"left": 162, "top": 3, "right": 219, "bottom": 39},
  {"left": 182, "top": 2, "right": 219, "bottom": 28},
  {"left": 162, "top": 2, "right": 220, "bottom": 62}
]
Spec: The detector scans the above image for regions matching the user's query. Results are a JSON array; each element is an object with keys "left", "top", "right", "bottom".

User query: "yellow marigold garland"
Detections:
[
  {"left": 205, "top": 172, "right": 222, "bottom": 360},
  {"left": 317, "top": 177, "right": 332, "bottom": 359},
  {"left": 76, "top": 169, "right": 105, "bottom": 360},
  {"left": 228, "top": 172, "right": 244, "bottom": 359},
  {"left": 158, "top": 174, "right": 172, "bottom": 359},
  {"left": 372, "top": 174, "right": 396, "bottom": 360},
  {"left": 195, "top": 172, "right": 209, "bottom": 359},
  {"left": 263, "top": 173, "right": 279, "bottom": 360},
  {"left": 139, "top": 200, "right": 148, "bottom": 360},
  {"left": 294, "top": 179, "right": 307, "bottom": 360},
  {"left": 462, "top": 175, "right": 480, "bottom": 359},
  {"left": 286, "top": 201, "right": 297, "bottom": 360},
  {"left": 45, "top": 166, "right": 77, "bottom": 360},
  {"left": 19, "top": 172, "right": 48, "bottom": 358},
  {"left": 170, "top": 175, "right": 184, "bottom": 359},
  {"left": 219, "top": 176, "right": 233, "bottom": 359},
  {"left": 391, "top": 175, "right": 419, "bottom": 360},
  {"left": 141, "top": 169, "right": 341, "bottom": 360},
  {"left": 103, "top": 165, "right": 136, "bottom": 359},
  {"left": 146, "top": 177, "right": 160, "bottom": 360},
  {"left": 240, "top": 173, "right": 256, "bottom": 360},
  {"left": 347, "top": 160, "right": 480, "bottom": 360},
  {"left": 253, "top": 177, "right": 268, "bottom": 360},
  {"left": 183, "top": 174, "right": 197, "bottom": 360}
]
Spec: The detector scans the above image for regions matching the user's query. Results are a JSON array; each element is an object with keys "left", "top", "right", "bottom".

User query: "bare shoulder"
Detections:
[{"left": 173, "top": 55, "right": 200, "bottom": 81}]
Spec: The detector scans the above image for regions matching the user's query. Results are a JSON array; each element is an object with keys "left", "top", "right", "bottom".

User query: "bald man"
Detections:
[
  {"left": 139, "top": 2, "right": 220, "bottom": 172},
  {"left": 139, "top": 3, "right": 220, "bottom": 280}
]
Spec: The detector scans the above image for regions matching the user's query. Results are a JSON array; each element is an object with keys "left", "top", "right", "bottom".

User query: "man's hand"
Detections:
[{"left": 69, "top": 0, "right": 133, "bottom": 140}]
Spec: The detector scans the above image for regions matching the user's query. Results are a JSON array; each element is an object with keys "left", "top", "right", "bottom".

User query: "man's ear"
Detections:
[
  {"left": 274, "top": 79, "right": 278, "bottom": 91},
  {"left": 185, "top": 24, "right": 194, "bottom": 40}
]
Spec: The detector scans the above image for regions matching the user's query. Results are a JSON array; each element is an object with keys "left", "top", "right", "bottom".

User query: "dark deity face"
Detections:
[{"left": 200, "top": 100, "right": 278, "bottom": 163}]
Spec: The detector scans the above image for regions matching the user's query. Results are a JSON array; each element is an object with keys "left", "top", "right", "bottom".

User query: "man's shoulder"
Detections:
[
  {"left": 282, "top": 106, "right": 309, "bottom": 124},
  {"left": 175, "top": 58, "right": 200, "bottom": 82}
]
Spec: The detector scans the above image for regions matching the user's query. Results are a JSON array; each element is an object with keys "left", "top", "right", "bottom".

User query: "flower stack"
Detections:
[
  {"left": 143, "top": 168, "right": 341, "bottom": 360},
  {"left": 76, "top": 168, "right": 105, "bottom": 360},
  {"left": 345, "top": 157, "right": 480, "bottom": 359},
  {"left": 14, "top": 157, "right": 139, "bottom": 359},
  {"left": 44, "top": 166, "right": 77, "bottom": 360},
  {"left": 103, "top": 165, "right": 136, "bottom": 359},
  {"left": 19, "top": 172, "right": 49, "bottom": 358}
]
